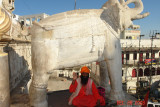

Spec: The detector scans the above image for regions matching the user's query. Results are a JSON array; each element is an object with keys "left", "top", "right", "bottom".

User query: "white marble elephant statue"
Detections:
[{"left": 29, "top": 0, "right": 149, "bottom": 107}]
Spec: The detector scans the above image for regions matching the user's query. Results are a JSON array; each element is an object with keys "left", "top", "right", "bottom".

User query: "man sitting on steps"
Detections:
[{"left": 68, "top": 66, "right": 105, "bottom": 107}]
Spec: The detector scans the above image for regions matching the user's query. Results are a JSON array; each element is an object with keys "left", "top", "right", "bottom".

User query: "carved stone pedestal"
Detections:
[{"left": 0, "top": 52, "right": 10, "bottom": 107}]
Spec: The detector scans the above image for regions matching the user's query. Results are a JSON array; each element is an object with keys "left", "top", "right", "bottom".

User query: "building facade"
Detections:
[
  {"left": 19, "top": 13, "right": 50, "bottom": 26},
  {"left": 121, "top": 39, "right": 160, "bottom": 93},
  {"left": 121, "top": 25, "right": 141, "bottom": 39}
]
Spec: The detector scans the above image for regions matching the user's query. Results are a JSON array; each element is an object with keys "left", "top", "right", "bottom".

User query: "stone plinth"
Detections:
[{"left": 0, "top": 52, "right": 10, "bottom": 107}]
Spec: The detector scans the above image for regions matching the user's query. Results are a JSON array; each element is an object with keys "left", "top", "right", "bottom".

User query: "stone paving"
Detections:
[
  {"left": 10, "top": 74, "right": 73, "bottom": 107},
  {"left": 10, "top": 74, "right": 139, "bottom": 107}
]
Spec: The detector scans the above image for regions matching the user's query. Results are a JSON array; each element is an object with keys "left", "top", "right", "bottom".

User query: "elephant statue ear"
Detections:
[
  {"left": 100, "top": 2, "right": 121, "bottom": 32},
  {"left": 101, "top": 0, "right": 119, "bottom": 9}
]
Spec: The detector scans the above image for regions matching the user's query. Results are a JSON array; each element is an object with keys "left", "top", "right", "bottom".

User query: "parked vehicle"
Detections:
[{"left": 147, "top": 100, "right": 160, "bottom": 107}]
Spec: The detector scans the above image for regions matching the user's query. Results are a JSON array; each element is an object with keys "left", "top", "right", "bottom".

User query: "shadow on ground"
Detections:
[
  {"left": 10, "top": 89, "right": 72, "bottom": 107},
  {"left": 48, "top": 90, "right": 71, "bottom": 107}
]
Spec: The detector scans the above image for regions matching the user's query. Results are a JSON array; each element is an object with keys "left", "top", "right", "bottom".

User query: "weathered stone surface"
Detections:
[
  {"left": 0, "top": 52, "right": 10, "bottom": 107},
  {"left": 0, "top": 0, "right": 32, "bottom": 107},
  {"left": 0, "top": 43, "right": 31, "bottom": 91}
]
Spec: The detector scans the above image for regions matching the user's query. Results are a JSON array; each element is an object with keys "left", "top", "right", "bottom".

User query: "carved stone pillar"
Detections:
[
  {"left": 30, "top": 18, "right": 32, "bottom": 26},
  {"left": 0, "top": 52, "right": 10, "bottom": 107},
  {"left": 29, "top": 75, "right": 49, "bottom": 107},
  {"left": 24, "top": 18, "right": 26, "bottom": 26}
]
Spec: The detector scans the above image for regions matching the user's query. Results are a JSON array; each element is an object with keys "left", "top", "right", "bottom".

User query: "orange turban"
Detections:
[{"left": 80, "top": 66, "right": 90, "bottom": 73}]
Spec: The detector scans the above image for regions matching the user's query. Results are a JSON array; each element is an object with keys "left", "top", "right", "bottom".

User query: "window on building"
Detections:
[
  {"left": 159, "top": 52, "right": 160, "bottom": 63},
  {"left": 157, "top": 67, "right": 160, "bottom": 75},
  {"left": 146, "top": 53, "right": 149, "bottom": 59},
  {"left": 151, "top": 68, "right": 155, "bottom": 76},
  {"left": 151, "top": 52, "right": 155, "bottom": 59},
  {"left": 20, "top": 21, "right": 24, "bottom": 27},
  {"left": 37, "top": 18, "right": 41, "bottom": 22},
  {"left": 132, "top": 69, "right": 137, "bottom": 77},
  {"left": 122, "top": 53, "right": 124, "bottom": 64},
  {"left": 138, "top": 68, "right": 143, "bottom": 77},
  {"left": 32, "top": 18, "right": 36, "bottom": 21},
  {"left": 148, "top": 104, "right": 154, "bottom": 107},
  {"left": 139, "top": 53, "right": 143, "bottom": 62},
  {"left": 129, "top": 36, "right": 132, "bottom": 39},
  {"left": 126, "top": 52, "right": 129, "bottom": 60},
  {"left": 122, "top": 70, "right": 123, "bottom": 76},
  {"left": 155, "top": 105, "right": 160, "bottom": 107},
  {"left": 144, "top": 68, "right": 150, "bottom": 76},
  {"left": 133, "top": 52, "right": 137, "bottom": 60}
]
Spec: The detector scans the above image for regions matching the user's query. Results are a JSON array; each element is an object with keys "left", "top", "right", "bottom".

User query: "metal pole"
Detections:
[
  {"left": 125, "top": 43, "right": 127, "bottom": 83},
  {"left": 0, "top": 52, "right": 10, "bottom": 107},
  {"left": 74, "top": 0, "right": 76, "bottom": 10},
  {"left": 150, "top": 33, "right": 153, "bottom": 86},
  {"left": 149, "top": 30, "right": 159, "bottom": 86},
  {"left": 137, "top": 36, "right": 141, "bottom": 88},
  {"left": 137, "top": 35, "right": 144, "bottom": 92}
]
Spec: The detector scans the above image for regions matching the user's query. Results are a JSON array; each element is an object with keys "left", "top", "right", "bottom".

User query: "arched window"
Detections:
[
  {"left": 133, "top": 52, "right": 137, "bottom": 60},
  {"left": 126, "top": 52, "right": 130, "bottom": 60},
  {"left": 157, "top": 67, "right": 160, "bottom": 75},
  {"left": 138, "top": 68, "right": 143, "bottom": 77},
  {"left": 132, "top": 69, "right": 137, "bottom": 77},
  {"left": 144, "top": 68, "right": 150, "bottom": 76}
]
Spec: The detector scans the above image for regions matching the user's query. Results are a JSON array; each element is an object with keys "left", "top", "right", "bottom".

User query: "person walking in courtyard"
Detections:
[{"left": 68, "top": 66, "right": 105, "bottom": 107}]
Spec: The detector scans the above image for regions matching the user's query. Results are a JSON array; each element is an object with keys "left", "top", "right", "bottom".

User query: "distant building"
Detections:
[
  {"left": 19, "top": 13, "right": 50, "bottom": 26},
  {"left": 121, "top": 25, "right": 141, "bottom": 39},
  {"left": 155, "top": 33, "right": 160, "bottom": 39},
  {"left": 121, "top": 38, "right": 160, "bottom": 93}
]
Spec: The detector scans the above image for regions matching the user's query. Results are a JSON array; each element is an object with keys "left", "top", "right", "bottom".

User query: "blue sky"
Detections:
[{"left": 13, "top": 0, "right": 160, "bottom": 39}]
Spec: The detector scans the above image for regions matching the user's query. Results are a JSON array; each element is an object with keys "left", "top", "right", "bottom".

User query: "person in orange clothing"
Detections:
[{"left": 68, "top": 66, "right": 106, "bottom": 107}]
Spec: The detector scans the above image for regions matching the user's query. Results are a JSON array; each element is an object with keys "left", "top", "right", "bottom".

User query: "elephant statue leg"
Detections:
[
  {"left": 99, "top": 61, "right": 111, "bottom": 98},
  {"left": 29, "top": 41, "right": 52, "bottom": 107},
  {"left": 104, "top": 41, "right": 125, "bottom": 101},
  {"left": 29, "top": 73, "right": 49, "bottom": 107}
]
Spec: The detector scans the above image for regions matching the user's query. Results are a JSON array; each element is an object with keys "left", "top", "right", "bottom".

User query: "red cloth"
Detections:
[
  {"left": 142, "top": 91, "right": 150, "bottom": 107},
  {"left": 69, "top": 80, "right": 106, "bottom": 107}
]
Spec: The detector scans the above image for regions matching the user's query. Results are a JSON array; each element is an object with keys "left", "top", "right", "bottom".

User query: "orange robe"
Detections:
[{"left": 69, "top": 80, "right": 106, "bottom": 107}]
